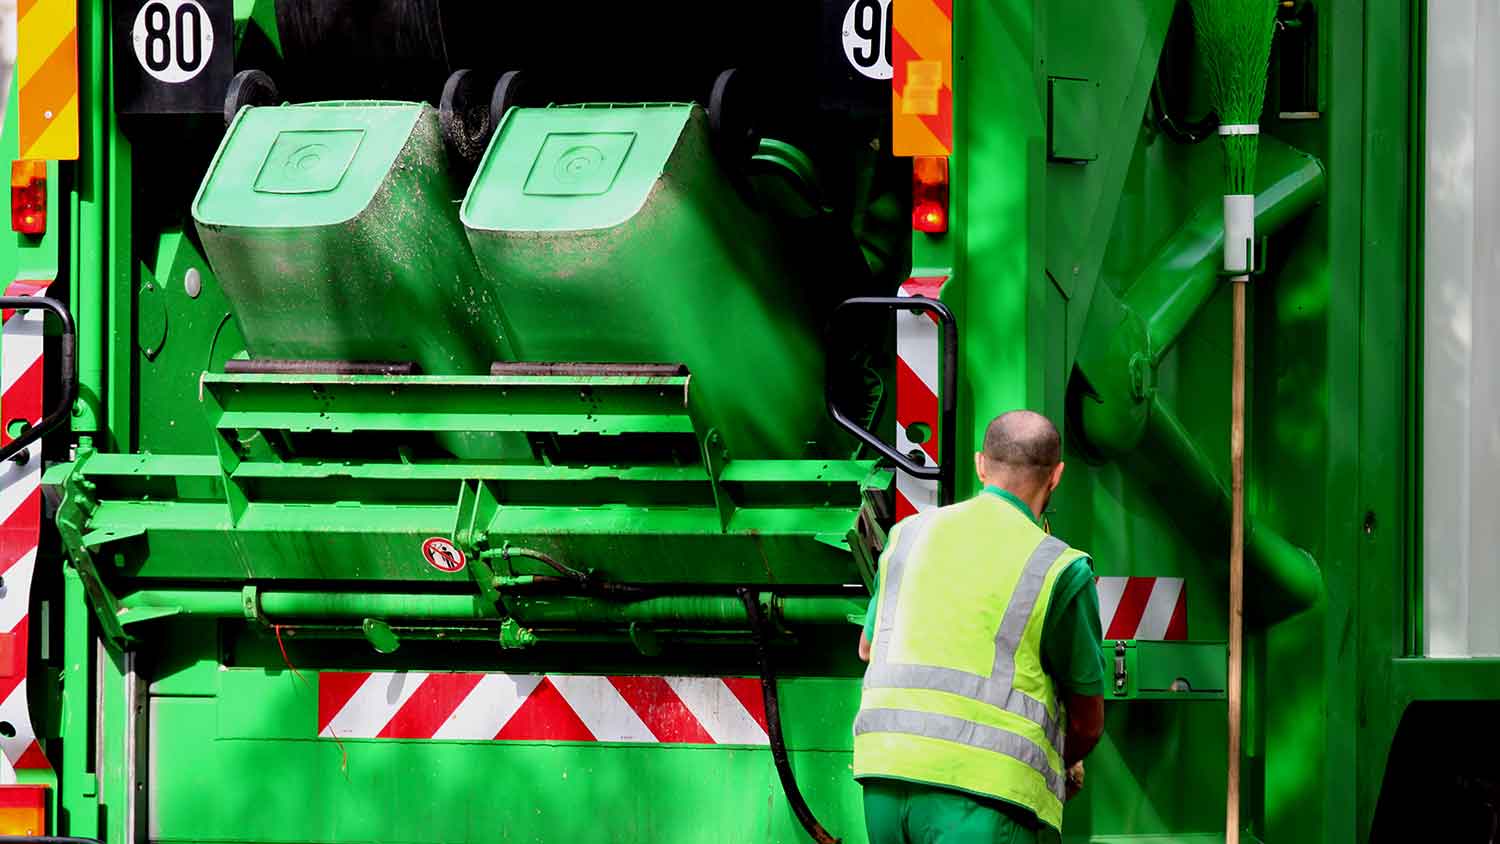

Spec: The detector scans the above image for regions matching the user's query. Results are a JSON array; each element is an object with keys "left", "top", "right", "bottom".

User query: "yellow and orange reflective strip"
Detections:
[
  {"left": 891, "top": 0, "right": 952, "bottom": 157},
  {"left": 16, "top": 0, "right": 79, "bottom": 161}
]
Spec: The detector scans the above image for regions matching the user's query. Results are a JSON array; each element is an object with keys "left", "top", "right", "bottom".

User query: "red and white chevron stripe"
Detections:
[
  {"left": 0, "top": 280, "right": 55, "bottom": 781},
  {"left": 317, "top": 672, "right": 771, "bottom": 745},
  {"left": 1097, "top": 576, "right": 1187, "bottom": 641},
  {"left": 894, "top": 275, "right": 948, "bottom": 520}
]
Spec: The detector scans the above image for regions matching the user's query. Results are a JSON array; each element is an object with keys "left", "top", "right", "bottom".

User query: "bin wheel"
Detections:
[
  {"left": 709, "top": 68, "right": 759, "bottom": 165},
  {"left": 489, "top": 71, "right": 530, "bottom": 133},
  {"left": 440, "top": 69, "right": 498, "bottom": 166},
  {"left": 224, "top": 69, "right": 279, "bottom": 126}
]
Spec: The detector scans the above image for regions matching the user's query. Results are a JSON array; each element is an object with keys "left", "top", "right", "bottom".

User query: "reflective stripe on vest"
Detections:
[
  {"left": 854, "top": 707, "right": 1064, "bottom": 798},
  {"left": 864, "top": 523, "right": 1069, "bottom": 755}
]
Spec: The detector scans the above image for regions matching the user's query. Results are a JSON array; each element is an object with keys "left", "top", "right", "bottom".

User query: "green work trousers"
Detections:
[{"left": 862, "top": 779, "right": 1049, "bottom": 844}]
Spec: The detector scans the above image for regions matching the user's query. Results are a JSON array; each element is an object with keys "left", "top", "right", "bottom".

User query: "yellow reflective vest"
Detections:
[{"left": 853, "top": 492, "right": 1087, "bottom": 831}]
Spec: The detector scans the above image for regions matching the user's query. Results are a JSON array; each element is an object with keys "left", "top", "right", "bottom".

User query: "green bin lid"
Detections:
[
  {"left": 192, "top": 102, "right": 425, "bottom": 229},
  {"left": 461, "top": 104, "right": 694, "bottom": 233}
]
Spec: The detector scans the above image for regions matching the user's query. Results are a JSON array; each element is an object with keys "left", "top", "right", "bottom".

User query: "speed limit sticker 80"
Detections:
[{"left": 132, "top": 0, "right": 214, "bottom": 84}]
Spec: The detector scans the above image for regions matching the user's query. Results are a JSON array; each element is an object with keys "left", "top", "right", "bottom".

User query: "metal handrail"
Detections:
[
  {"left": 826, "top": 295, "right": 957, "bottom": 506},
  {"left": 0, "top": 297, "right": 76, "bottom": 464}
]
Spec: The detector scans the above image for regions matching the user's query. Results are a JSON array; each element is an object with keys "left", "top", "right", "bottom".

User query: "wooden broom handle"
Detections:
[{"left": 1226, "top": 279, "right": 1247, "bottom": 844}]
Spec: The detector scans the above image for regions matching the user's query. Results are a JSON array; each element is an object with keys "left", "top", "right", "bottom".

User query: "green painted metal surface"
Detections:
[
  {"left": 2, "top": 0, "right": 1482, "bottom": 842},
  {"left": 138, "top": 635, "right": 866, "bottom": 844},
  {"left": 48, "top": 368, "right": 882, "bottom": 614}
]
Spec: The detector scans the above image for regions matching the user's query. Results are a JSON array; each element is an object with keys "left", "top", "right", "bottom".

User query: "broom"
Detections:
[{"left": 1186, "top": 2, "right": 1277, "bottom": 843}]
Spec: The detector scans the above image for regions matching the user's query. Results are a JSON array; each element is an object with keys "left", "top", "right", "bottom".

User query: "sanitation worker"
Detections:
[{"left": 854, "top": 410, "right": 1107, "bottom": 843}]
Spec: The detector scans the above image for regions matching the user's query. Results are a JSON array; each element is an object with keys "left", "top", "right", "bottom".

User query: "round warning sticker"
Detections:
[{"left": 422, "top": 537, "right": 466, "bottom": 573}]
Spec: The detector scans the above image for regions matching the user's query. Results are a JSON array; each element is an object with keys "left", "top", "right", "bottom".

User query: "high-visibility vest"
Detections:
[{"left": 853, "top": 492, "right": 1086, "bottom": 831}]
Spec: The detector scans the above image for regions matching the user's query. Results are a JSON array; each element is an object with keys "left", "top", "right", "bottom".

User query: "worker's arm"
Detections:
[
  {"left": 1064, "top": 692, "right": 1105, "bottom": 767},
  {"left": 1040, "top": 558, "right": 1109, "bottom": 782},
  {"left": 858, "top": 574, "right": 878, "bottom": 661}
]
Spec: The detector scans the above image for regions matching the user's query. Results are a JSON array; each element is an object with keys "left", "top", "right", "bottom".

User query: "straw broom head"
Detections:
[{"left": 1189, "top": 0, "right": 1278, "bottom": 193}]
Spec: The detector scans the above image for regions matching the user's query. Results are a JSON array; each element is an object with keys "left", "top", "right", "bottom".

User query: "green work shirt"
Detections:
[{"left": 861, "top": 486, "right": 1106, "bottom": 698}]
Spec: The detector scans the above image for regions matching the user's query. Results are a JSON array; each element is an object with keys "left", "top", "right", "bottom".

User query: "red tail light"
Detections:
[
  {"left": 911, "top": 155, "right": 948, "bottom": 234},
  {"left": 10, "top": 160, "right": 45, "bottom": 236}
]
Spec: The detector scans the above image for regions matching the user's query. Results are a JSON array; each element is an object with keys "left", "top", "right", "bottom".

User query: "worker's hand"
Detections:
[{"left": 1065, "top": 761, "right": 1085, "bottom": 800}]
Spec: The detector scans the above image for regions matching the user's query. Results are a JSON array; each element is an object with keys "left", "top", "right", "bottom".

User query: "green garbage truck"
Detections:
[{"left": 0, "top": 0, "right": 1489, "bottom": 841}]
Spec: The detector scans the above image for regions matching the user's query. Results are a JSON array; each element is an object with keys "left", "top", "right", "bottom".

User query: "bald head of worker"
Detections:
[{"left": 974, "top": 410, "right": 1065, "bottom": 519}]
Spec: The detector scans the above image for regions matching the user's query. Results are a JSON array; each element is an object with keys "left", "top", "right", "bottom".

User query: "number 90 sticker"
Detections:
[
  {"left": 132, "top": 0, "right": 214, "bottom": 84},
  {"left": 841, "top": 0, "right": 893, "bottom": 81}
]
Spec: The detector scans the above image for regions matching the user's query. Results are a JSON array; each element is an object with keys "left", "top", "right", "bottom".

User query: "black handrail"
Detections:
[
  {"left": 826, "top": 295, "right": 958, "bottom": 506},
  {"left": 0, "top": 297, "right": 76, "bottom": 464}
]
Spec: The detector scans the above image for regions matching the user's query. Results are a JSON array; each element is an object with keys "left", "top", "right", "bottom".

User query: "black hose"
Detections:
[
  {"left": 738, "top": 588, "right": 840, "bottom": 844},
  {"left": 501, "top": 546, "right": 589, "bottom": 585},
  {"left": 1150, "top": 74, "right": 1217, "bottom": 144}
]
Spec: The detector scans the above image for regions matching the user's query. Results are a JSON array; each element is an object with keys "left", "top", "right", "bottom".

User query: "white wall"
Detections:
[{"left": 1424, "top": 0, "right": 1500, "bottom": 656}]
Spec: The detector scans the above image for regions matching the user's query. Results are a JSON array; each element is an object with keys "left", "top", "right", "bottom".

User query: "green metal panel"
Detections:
[
  {"left": 1104, "top": 640, "right": 1228, "bottom": 700},
  {"left": 143, "top": 658, "right": 864, "bottom": 844},
  {"left": 71, "top": 0, "right": 107, "bottom": 437},
  {"left": 48, "top": 367, "right": 882, "bottom": 608},
  {"left": 1048, "top": 77, "right": 1101, "bottom": 164},
  {"left": 135, "top": 231, "right": 248, "bottom": 453},
  {"left": 949, "top": 0, "right": 1044, "bottom": 482}
]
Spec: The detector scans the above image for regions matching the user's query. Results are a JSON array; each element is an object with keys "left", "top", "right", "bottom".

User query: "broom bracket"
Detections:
[{"left": 1218, "top": 235, "right": 1272, "bottom": 280}]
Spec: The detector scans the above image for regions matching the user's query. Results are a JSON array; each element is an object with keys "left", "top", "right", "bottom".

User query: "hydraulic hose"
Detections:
[
  {"left": 738, "top": 588, "right": 839, "bottom": 844},
  {"left": 484, "top": 545, "right": 590, "bottom": 587},
  {"left": 1150, "top": 73, "right": 1216, "bottom": 144}
]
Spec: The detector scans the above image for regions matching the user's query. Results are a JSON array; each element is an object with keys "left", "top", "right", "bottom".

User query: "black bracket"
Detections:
[
  {"left": 826, "top": 296, "right": 957, "bottom": 507},
  {"left": 0, "top": 296, "right": 75, "bottom": 463}
]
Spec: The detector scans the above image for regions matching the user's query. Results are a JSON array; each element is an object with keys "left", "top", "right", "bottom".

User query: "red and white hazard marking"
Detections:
[
  {"left": 317, "top": 672, "right": 770, "bottom": 745},
  {"left": 1096, "top": 576, "right": 1187, "bottom": 641},
  {"left": 0, "top": 280, "right": 56, "bottom": 781},
  {"left": 894, "top": 275, "right": 948, "bottom": 520},
  {"left": 421, "top": 537, "right": 465, "bottom": 573}
]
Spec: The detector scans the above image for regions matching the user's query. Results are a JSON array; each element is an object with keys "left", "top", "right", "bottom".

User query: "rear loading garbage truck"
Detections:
[{"left": 0, "top": 1, "right": 1491, "bottom": 842}]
